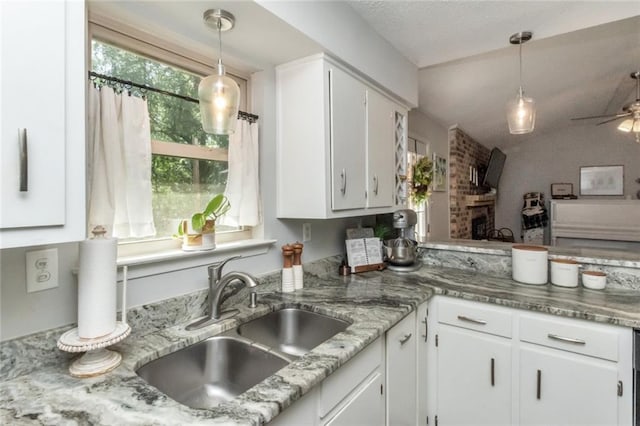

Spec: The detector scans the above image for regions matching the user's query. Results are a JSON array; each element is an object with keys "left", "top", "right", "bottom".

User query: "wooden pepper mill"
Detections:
[
  {"left": 281, "top": 244, "right": 295, "bottom": 293},
  {"left": 292, "top": 242, "right": 304, "bottom": 290}
]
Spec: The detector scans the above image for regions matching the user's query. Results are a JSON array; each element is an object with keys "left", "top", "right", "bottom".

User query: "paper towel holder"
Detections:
[{"left": 57, "top": 264, "right": 132, "bottom": 378}]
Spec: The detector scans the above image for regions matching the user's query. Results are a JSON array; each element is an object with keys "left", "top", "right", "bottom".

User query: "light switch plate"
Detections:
[{"left": 26, "top": 248, "right": 58, "bottom": 293}]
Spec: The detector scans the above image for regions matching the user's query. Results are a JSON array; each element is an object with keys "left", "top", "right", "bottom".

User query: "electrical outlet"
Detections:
[
  {"left": 302, "top": 223, "right": 311, "bottom": 242},
  {"left": 26, "top": 248, "right": 58, "bottom": 293}
]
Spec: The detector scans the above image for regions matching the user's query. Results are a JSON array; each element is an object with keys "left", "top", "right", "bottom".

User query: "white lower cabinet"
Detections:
[
  {"left": 436, "top": 325, "right": 512, "bottom": 425},
  {"left": 428, "top": 296, "right": 633, "bottom": 426},
  {"left": 416, "top": 302, "right": 429, "bottom": 426},
  {"left": 519, "top": 344, "right": 619, "bottom": 426},
  {"left": 324, "top": 372, "right": 384, "bottom": 426},
  {"left": 270, "top": 338, "right": 384, "bottom": 426},
  {"left": 386, "top": 311, "right": 417, "bottom": 426}
]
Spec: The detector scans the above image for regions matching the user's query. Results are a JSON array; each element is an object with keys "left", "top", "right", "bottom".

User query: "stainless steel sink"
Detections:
[
  {"left": 236, "top": 308, "right": 351, "bottom": 357},
  {"left": 136, "top": 336, "right": 288, "bottom": 409}
]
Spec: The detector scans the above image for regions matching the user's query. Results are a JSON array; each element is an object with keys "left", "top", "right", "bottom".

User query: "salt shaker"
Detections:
[{"left": 292, "top": 242, "right": 304, "bottom": 290}]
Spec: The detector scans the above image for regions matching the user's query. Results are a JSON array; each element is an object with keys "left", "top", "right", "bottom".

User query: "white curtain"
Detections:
[
  {"left": 87, "top": 85, "right": 155, "bottom": 238},
  {"left": 221, "top": 119, "right": 261, "bottom": 227}
]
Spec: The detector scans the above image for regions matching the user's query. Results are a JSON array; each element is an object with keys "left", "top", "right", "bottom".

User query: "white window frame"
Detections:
[{"left": 88, "top": 15, "right": 254, "bottom": 256}]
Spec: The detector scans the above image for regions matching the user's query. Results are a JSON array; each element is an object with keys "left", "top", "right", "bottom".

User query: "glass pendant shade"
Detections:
[
  {"left": 507, "top": 89, "right": 536, "bottom": 134},
  {"left": 198, "top": 67, "right": 240, "bottom": 135},
  {"left": 617, "top": 117, "right": 640, "bottom": 133}
]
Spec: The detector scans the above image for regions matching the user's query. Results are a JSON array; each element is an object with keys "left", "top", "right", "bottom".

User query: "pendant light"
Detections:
[
  {"left": 199, "top": 9, "right": 240, "bottom": 135},
  {"left": 506, "top": 31, "right": 536, "bottom": 134}
]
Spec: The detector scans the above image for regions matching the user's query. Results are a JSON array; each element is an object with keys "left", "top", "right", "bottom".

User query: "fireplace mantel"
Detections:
[{"left": 464, "top": 194, "right": 496, "bottom": 208}]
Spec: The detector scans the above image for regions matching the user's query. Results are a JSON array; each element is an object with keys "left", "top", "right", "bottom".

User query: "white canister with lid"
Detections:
[
  {"left": 582, "top": 270, "right": 607, "bottom": 290},
  {"left": 550, "top": 259, "right": 579, "bottom": 288},
  {"left": 512, "top": 245, "right": 548, "bottom": 285}
]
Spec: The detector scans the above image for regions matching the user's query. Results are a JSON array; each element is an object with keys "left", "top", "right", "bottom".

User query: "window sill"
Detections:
[{"left": 116, "top": 239, "right": 277, "bottom": 280}]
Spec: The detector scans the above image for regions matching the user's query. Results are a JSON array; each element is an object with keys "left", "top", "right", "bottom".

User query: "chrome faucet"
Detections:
[{"left": 186, "top": 256, "right": 260, "bottom": 331}]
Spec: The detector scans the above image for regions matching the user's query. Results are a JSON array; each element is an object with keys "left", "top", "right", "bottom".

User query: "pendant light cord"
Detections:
[{"left": 518, "top": 37, "right": 523, "bottom": 92}]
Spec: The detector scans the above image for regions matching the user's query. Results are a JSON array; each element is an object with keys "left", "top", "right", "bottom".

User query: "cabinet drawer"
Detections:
[
  {"left": 319, "top": 337, "right": 382, "bottom": 417},
  {"left": 438, "top": 298, "right": 512, "bottom": 338},
  {"left": 519, "top": 314, "right": 619, "bottom": 361}
]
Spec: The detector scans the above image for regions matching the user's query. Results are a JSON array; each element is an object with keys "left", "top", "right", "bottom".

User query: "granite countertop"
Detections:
[{"left": 2, "top": 260, "right": 640, "bottom": 425}]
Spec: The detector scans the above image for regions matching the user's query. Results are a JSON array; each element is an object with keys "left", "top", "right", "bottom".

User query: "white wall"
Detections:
[
  {"left": 255, "top": 0, "right": 418, "bottom": 107},
  {"left": 408, "top": 109, "right": 449, "bottom": 240},
  {"left": 496, "top": 124, "right": 640, "bottom": 242}
]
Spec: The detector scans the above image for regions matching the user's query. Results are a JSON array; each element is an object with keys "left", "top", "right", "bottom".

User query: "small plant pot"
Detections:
[{"left": 181, "top": 219, "right": 216, "bottom": 251}]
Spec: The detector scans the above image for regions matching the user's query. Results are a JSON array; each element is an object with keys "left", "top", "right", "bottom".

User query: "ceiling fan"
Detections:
[{"left": 571, "top": 71, "right": 640, "bottom": 143}]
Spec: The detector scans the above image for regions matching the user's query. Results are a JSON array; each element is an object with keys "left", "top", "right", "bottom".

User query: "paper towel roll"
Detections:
[{"left": 78, "top": 234, "right": 117, "bottom": 338}]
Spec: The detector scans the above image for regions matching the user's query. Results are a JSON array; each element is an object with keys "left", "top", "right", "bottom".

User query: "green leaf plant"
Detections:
[
  {"left": 177, "top": 193, "right": 231, "bottom": 236},
  {"left": 411, "top": 156, "right": 433, "bottom": 205}
]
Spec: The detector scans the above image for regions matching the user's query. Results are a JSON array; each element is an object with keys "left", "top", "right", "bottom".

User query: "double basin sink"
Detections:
[{"left": 137, "top": 308, "right": 350, "bottom": 409}]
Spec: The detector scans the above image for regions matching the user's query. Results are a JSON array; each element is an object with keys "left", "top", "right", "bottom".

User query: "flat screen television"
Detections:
[{"left": 482, "top": 148, "right": 506, "bottom": 190}]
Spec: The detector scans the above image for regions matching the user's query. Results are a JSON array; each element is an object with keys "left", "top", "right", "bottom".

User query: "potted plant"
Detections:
[
  {"left": 178, "top": 193, "right": 231, "bottom": 251},
  {"left": 411, "top": 156, "right": 433, "bottom": 204}
]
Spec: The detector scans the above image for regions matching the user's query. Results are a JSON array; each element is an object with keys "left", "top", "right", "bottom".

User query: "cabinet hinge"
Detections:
[
  {"left": 617, "top": 380, "right": 623, "bottom": 396},
  {"left": 435, "top": 334, "right": 439, "bottom": 347}
]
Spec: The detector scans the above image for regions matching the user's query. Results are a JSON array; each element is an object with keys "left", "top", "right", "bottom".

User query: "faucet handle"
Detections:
[{"left": 208, "top": 255, "right": 242, "bottom": 281}]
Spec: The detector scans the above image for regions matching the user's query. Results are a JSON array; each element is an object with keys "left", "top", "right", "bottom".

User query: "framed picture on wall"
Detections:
[
  {"left": 579, "top": 165, "right": 624, "bottom": 196},
  {"left": 432, "top": 153, "right": 447, "bottom": 192}
]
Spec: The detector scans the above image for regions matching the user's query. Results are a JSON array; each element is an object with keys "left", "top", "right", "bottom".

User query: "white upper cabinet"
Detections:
[
  {"left": 276, "top": 54, "right": 407, "bottom": 219},
  {"left": 366, "top": 89, "right": 395, "bottom": 209},
  {"left": 329, "top": 66, "right": 367, "bottom": 211},
  {"left": 0, "top": 0, "right": 86, "bottom": 248}
]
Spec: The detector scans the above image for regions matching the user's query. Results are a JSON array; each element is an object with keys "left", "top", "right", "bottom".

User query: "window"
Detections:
[
  {"left": 89, "top": 22, "right": 250, "bottom": 246},
  {"left": 407, "top": 137, "right": 429, "bottom": 241}
]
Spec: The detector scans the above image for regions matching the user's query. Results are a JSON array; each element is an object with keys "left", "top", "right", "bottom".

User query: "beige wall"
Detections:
[{"left": 496, "top": 124, "right": 640, "bottom": 243}]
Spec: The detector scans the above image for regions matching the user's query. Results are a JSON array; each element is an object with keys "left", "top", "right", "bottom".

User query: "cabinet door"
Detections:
[
  {"left": 416, "top": 302, "right": 429, "bottom": 426},
  {"left": 519, "top": 344, "right": 619, "bottom": 426},
  {"left": 1, "top": 1, "right": 67, "bottom": 229},
  {"left": 324, "top": 372, "right": 384, "bottom": 426},
  {"left": 366, "top": 89, "right": 394, "bottom": 208},
  {"left": 436, "top": 325, "right": 512, "bottom": 425},
  {"left": 387, "top": 311, "right": 417, "bottom": 426},
  {"left": 329, "top": 66, "right": 366, "bottom": 211}
]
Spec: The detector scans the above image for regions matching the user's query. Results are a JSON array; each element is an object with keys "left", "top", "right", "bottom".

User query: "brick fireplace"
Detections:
[{"left": 449, "top": 126, "right": 495, "bottom": 239}]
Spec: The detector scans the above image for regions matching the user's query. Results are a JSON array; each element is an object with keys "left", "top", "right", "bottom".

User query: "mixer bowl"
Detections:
[{"left": 383, "top": 238, "right": 418, "bottom": 266}]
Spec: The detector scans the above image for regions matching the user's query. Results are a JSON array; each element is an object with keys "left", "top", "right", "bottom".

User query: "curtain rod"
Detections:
[{"left": 88, "top": 71, "right": 259, "bottom": 123}]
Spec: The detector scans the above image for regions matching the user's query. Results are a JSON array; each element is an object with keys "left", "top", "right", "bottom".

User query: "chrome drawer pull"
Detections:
[
  {"left": 422, "top": 318, "right": 428, "bottom": 342},
  {"left": 399, "top": 333, "right": 412, "bottom": 345},
  {"left": 340, "top": 169, "right": 347, "bottom": 195},
  {"left": 547, "top": 333, "right": 586, "bottom": 345},
  {"left": 457, "top": 315, "right": 487, "bottom": 325},
  {"left": 19, "top": 128, "right": 28, "bottom": 192}
]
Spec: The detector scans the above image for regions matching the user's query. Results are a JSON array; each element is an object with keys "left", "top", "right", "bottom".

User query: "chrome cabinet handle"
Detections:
[
  {"left": 399, "top": 333, "right": 412, "bottom": 345},
  {"left": 491, "top": 358, "right": 495, "bottom": 386},
  {"left": 340, "top": 169, "right": 347, "bottom": 195},
  {"left": 457, "top": 315, "right": 487, "bottom": 325},
  {"left": 422, "top": 318, "right": 428, "bottom": 342},
  {"left": 373, "top": 175, "right": 379, "bottom": 195},
  {"left": 547, "top": 333, "right": 586, "bottom": 345},
  {"left": 19, "top": 128, "right": 28, "bottom": 192}
]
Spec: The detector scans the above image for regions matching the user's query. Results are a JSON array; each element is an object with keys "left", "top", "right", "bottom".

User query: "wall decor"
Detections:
[
  {"left": 432, "top": 153, "right": 447, "bottom": 192},
  {"left": 579, "top": 165, "right": 624, "bottom": 196},
  {"left": 551, "top": 183, "right": 574, "bottom": 199}
]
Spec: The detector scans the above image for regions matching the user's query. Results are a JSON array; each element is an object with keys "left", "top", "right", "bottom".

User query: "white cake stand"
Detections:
[{"left": 57, "top": 322, "right": 131, "bottom": 378}]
